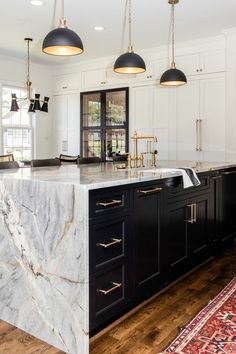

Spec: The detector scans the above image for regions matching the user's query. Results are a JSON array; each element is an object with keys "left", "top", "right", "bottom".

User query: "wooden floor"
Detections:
[{"left": 0, "top": 244, "right": 235, "bottom": 354}]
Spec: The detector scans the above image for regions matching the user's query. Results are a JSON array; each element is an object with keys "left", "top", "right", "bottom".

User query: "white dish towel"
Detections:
[{"left": 172, "top": 167, "right": 201, "bottom": 189}]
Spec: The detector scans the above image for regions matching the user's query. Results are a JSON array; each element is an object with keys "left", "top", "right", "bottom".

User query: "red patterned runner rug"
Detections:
[{"left": 164, "top": 277, "right": 236, "bottom": 354}]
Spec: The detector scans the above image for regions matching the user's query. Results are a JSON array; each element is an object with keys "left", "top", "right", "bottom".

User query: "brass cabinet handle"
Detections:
[
  {"left": 187, "top": 204, "right": 194, "bottom": 224},
  {"left": 139, "top": 187, "right": 162, "bottom": 195},
  {"left": 199, "top": 119, "right": 202, "bottom": 152},
  {"left": 193, "top": 203, "right": 197, "bottom": 223},
  {"left": 96, "top": 199, "right": 122, "bottom": 207},
  {"left": 96, "top": 238, "right": 122, "bottom": 249},
  {"left": 221, "top": 170, "right": 236, "bottom": 175},
  {"left": 196, "top": 119, "right": 199, "bottom": 151},
  {"left": 187, "top": 203, "right": 197, "bottom": 223},
  {"left": 211, "top": 176, "right": 222, "bottom": 180},
  {"left": 97, "top": 282, "right": 122, "bottom": 295}
]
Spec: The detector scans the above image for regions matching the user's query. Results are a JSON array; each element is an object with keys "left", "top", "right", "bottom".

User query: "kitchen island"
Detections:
[{"left": 0, "top": 161, "right": 235, "bottom": 354}]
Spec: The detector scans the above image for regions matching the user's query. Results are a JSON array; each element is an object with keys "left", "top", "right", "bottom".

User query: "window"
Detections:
[
  {"left": 2, "top": 86, "right": 33, "bottom": 161},
  {"left": 81, "top": 88, "right": 129, "bottom": 161}
]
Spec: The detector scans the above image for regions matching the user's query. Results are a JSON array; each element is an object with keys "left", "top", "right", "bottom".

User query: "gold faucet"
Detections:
[{"left": 128, "top": 131, "right": 158, "bottom": 168}]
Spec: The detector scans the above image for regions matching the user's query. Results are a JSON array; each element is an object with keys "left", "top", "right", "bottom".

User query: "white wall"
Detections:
[{"left": 0, "top": 55, "right": 53, "bottom": 158}]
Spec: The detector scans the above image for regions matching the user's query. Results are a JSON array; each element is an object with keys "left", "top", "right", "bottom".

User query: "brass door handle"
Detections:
[
  {"left": 139, "top": 187, "right": 162, "bottom": 195},
  {"left": 221, "top": 170, "right": 236, "bottom": 175},
  {"left": 97, "top": 238, "right": 122, "bottom": 249},
  {"left": 193, "top": 203, "right": 197, "bottom": 223},
  {"left": 97, "top": 282, "right": 122, "bottom": 295},
  {"left": 187, "top": 204, "right": 194, "bottom": 224},
  {"left": 199, "top": 119, "right": 202, "bottom": 152},
  {"left": 196, "top": 119, "right": 199, "bottom": 151},
  {"left": 211, "top": 176, "right": 222, "bottom": 180},
  {"left": 96, "top": 199, "right": 122, "bottom": 207}
]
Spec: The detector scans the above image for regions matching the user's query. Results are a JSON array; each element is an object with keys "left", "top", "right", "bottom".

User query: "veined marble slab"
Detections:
[
  {"left": 0, "top": 178, "right": 89, "bottom": 354},
  {"left": 0, "top": 160, "right": 235, "bottom": 353}
]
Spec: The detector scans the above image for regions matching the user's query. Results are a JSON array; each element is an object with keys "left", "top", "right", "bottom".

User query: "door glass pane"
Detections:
[
  {"left": 82, "top": 130, "right": 101, "bottom": 157},
  {"left": 106, "top": 129, "right": 126, "bottom": 157},
  {"left": 82, "top": 93, "right": 101, "bottom": 127},
  {"left": 106, "top": 90, "right": 126, "bottom": 126}
]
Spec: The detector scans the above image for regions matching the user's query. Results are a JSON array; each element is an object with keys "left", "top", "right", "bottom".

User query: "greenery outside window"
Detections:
[
  {"left": 2, "top": 86, "right": 33, "bottom": 161},
  {"left": 81, "top": 88, "right": 129, "bottom": 161}
]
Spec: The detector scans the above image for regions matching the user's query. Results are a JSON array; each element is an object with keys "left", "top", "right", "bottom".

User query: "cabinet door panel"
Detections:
[
  {"left": 201, "top": 50, "right": 225, "bottom": 74},
  {"left": 189, "top": 195, "right": 210, "bottom": 261},
  {"left": 200, "top": 75, "right": 226, "bottom": 161},
  {"left": 166, "top": 200, "right": 189, "bottom": 280},
  {"left": 133, "top": 185, "right": 163, "bottom": 298},
  {"left": 220, "top": 170, "right": 236, "bottom": 242},
  {"left": 176, "top": 80, "right": 199, "bottom": 161},
  {"left": 176, "top": 53, "right": 200, "bottom": 76},
  {"left": 130, "top": 86, "right": 153, "bottom": 153}
]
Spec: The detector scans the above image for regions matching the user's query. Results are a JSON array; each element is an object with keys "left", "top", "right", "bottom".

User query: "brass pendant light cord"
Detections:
[
  {"left": 59, "top": 0, "right": 67, "bottom": 28},
  {"left": 128, "top": 0, "right": 133, "bottom": 52},
  {"left": 120, "top": 0, "right": 128, "bottom": 53},
  {"left": 171, "top": 3, "right": 175, "bottom": 68},
  {"left": 25, "top": 39, "right": 32, "bottom": 100}
]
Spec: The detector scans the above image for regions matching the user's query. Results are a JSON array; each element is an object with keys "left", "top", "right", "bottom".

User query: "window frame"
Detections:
[
  {"left": 80, "top": 87, "right": 129, "bottom": 162},
  {"left": 1, "top": 83, "right": 35, "bottom": 161}
]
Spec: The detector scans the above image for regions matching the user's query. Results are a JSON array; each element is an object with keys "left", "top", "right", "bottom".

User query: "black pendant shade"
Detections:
[
  {"left": 114, "top": 52, "right": 146, "bottom": 74},
  {"left": 28, "top": 100, "right": 35, "bottom": 113},
  {"left": 10, "top": 94, "right": 19, "bottom": 112},
  {"left": 41, "top": 97, "right": 50, "bottom": 112},
  {"left": 32, "top": 94, "right": 41, "bottom": 111},
  {"left": 160, "top": 67, "right": 187, "bottom": 86},
  {"left": 42, "top": 27, "right": 84, "bottom": 56},
  {"left": 160, "top": 0, "right": 187, "bottom": 87},
  {"left": 10, "top": 38, "right": 50, "bottom": 114},
  {"left": 114, "top": 0, "right": 146, "bottom": 75}
]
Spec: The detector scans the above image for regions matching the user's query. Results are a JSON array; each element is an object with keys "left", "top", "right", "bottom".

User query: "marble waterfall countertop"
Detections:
[
  {"left": 0, "top": 160, "right": 235, "bottom": 354},
  {"left": 0, "top": 160, "right": 235, "bottom": 189}
]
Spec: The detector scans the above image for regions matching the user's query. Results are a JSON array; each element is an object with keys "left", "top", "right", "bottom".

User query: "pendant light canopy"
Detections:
[
  {"left": 10, "top": 38, "right": 49, "bottom": 113},
  {"left": 114, "top": 0, "right": 146, "bottom": 74},
  {"left": 160, "top": 0, "right": 187, "bottom": 86},
  {"left": 42, "top": 0, "right": 84, "bottom": 56}
]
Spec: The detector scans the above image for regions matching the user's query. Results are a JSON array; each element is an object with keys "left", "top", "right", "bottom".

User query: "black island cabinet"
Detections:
[{"left": 89, "top": 168, "right": 236, "bottom": 333}]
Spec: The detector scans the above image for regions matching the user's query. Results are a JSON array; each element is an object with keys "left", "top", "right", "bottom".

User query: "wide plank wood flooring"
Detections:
[{"left": 0, "top": 244, "right": 235, "bottom": 354}]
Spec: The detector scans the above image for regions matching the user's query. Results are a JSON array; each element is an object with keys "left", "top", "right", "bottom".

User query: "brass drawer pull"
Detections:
[
  {"left": 187, "top": 204, "right": 194, "bottom": 224},
  {"left": 139, "top": 187, "right": 162, "bottom": 195},
  {"left": 97, "top": 238, "right": 122, "bottom": 249},
  {"left": 221, "top": 170, "right": 236, "bottom": 175},
  {"left": 187, "top": 203, "right": 197, "bottom": 224},
  {"left": 211, "top": 176, "right": 222, "bottom": 180},
  {"left": 193, "top": 203, "right": 197, "bottom": 223},
  {"left": 97, "top": 282, "right": 122, "bottom": 295},
  {"left": 96, "top": 199, "right": 122, "bottom": 207}
]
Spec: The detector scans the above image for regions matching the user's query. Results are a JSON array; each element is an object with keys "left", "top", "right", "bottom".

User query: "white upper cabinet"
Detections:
[
  {"left": 176, "top": 50, "right": 225, "bottom": 77},
  {"left": 81, "top": 67, "right": 128, "bottom": 90},
  {"left": 174, "top": 73, "right": 226, "bottom": 162},
  {"left": 53, "top": 94, "right": 80, "bottom": 157},
  {"left": 130, "top": 57, "right": 168, "bottom": 84},
  {"left": 200, "top": 74, "right": 226, "bottom": 161},
  {"left": 53, "top": 73, "right": 80, "bottom": 93},
  {"left": 81, "top": 68, "right": 107, "bottom": 89}
]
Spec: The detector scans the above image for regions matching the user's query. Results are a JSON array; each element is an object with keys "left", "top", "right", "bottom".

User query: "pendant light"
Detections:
[
  {"left": 42, "top": 0, "right": 84, "bottom": 56},
  {"left": 10, "top": 38, "right": 49, "bottom": 113},
  {"left": 114, "top": 0, "right": 146, "bottom": 74},
  {"left": 160, "top": 0, "right": 187, "bottom": 86}
]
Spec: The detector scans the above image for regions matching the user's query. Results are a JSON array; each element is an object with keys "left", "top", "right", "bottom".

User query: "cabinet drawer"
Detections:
[
  {"left": 90, "top": 264, "right": 129, "bottom": 331},
  {"left": 166, "top": 174, "right": 210, "bottom": 200},
  {"left": 89, "top": 188, "right": 130, "bottom": 218},
  {"left": 90, "top": 217, "right": 128, "bottom": 273}
]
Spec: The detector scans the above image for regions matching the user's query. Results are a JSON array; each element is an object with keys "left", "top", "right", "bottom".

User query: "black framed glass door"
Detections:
[{"left": 80, "top": 88, "right": 129, "bottom": 161}]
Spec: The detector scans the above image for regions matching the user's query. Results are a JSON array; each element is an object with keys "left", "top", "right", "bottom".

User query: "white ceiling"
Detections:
[{"left": 1, "top": 0, "right": 236, "bottom": 66}]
